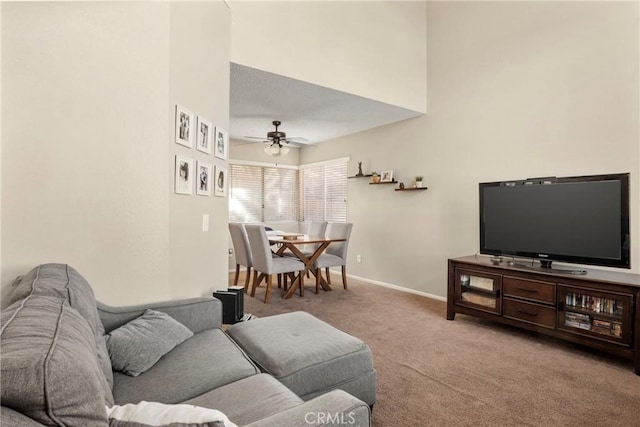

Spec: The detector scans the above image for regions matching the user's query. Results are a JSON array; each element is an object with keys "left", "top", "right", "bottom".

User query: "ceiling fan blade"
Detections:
[
  {"left": 240, "top": 121, "right": 310, "bottom": 150},
  {"left": 233, "top": 140, "right": 261, "bottom": 147},
  {"left": 283, "top": 140, "right": 307, "bottom": 148}
]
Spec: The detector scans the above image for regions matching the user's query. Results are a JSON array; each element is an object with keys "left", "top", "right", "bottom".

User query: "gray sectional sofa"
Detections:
[{"left": 0, "top": 264, "right": 375, "bottom": 426}]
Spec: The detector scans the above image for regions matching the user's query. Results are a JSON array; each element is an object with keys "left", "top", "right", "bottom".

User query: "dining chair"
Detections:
[
  {"left": 297, "top": 221, "right": 328, "bottom": 280},
  {"left": 314, "top": 222, "right": 353, "bottom": 292},
  {"left": 228, "top": 223, "right": 254, "bottom": 291},
  {"left": 306, "top": 221, "right": 328, "bottom": 253},
  {"left": 300, "top": 221, "right": 328, "bottom": 243},
  {"left": 245, "top": 224, "right": 306, "bottom": 303}
]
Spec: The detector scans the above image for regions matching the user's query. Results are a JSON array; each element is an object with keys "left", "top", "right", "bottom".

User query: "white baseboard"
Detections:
[
  {"left": 230, "top": 266, "right": 447, "bottom": 303},
  {"left": 340, "top": 270, "right": 447, "bottom": 302}
]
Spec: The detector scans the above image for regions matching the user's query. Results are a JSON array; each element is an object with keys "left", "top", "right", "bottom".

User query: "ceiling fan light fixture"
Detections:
[
  {"left": 252, "top": 121, "right": 297, "bottom": 157},
  {"left": 264, "top": 143, "right": 282, "bottom": 156},
  {"left": 264, "top": 143, "right": 290, "bottom": 157}
]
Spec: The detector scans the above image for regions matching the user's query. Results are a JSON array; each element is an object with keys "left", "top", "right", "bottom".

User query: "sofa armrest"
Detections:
[
  {"left": 243, "top": 390, "right": 370, "bottom": 427},
  {"left": 97, "top": 297, "right": 222, "bottom": 334}
]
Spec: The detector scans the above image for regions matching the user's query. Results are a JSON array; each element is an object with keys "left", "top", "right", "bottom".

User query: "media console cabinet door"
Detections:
[
  {"left": 557, "top": 285, "right": 633, "bottom": 346},
  {"left": 455, "top": 268, "right": 502, "bottom": 315}
]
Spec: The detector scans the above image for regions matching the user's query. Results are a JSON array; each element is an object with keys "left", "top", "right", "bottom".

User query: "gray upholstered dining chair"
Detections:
[
  {"left": 245, "top": 224, "right": 306, "bottom": 303},
  {"left": 297, "top": 222, "right": 328, "bottom": 280},
  {"left": 314, "top": 222, "right": 353, "bottom": 292},
  {"left": 299, "top": 221, "right": 328, "bottom": 247},
  {"left": 228, "top": 223, "right": 253, "bottom": 291}
]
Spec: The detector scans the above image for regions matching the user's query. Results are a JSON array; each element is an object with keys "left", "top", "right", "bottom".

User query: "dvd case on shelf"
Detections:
[
  {"left": 565, "top": 292, "right": 623, "bottom": 316},
  {"left": 564, "top": 312, "right": 624, "bottom": 338}
]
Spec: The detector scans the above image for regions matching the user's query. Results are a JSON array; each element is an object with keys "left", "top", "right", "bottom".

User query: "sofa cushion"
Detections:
[
  {"left": 226, "top": 311, "right": 376, "bottom": 405},
  {"left": 6, "top": 264, "right": 114, "bottom": 403},
  {"left": 184, "top": 374, "right": 302, "bottom": 427},
  {"left": 106, "top": 401, "right": 236, "bottom": 427},
  {"left": 112, "top": 329, "right": 260, "bottom": 405},
  {"left": 0, "top": 295, "right": 109, "bottom": 426},
  {"left": 1, "top": 406, "right": 45, "bottom": 427},
  {"left": 106, "top": 309, "right": 193, "bottom": 377}
]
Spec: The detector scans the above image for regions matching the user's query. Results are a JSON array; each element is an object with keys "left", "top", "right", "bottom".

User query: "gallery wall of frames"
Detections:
[{"left": 174, "top": 105, "right": 228, "bottom": 198}]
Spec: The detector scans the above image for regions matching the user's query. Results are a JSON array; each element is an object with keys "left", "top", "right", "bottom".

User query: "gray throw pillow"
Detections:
[{"left": 106, "top": 309, "right": 193, "bottom": 377}]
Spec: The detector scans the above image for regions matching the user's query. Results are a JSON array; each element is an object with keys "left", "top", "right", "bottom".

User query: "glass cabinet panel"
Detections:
[
  {"left": 557, "top": 285, "right": 632, "bottom": 345},
  {"left": 455, "top": 269, "right": 502, "bottom": 314}
]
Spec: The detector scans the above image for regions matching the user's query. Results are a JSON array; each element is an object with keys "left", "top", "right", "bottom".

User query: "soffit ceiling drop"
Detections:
[{"left": 229, "top": 63, "right": 423, "bottom": 146}]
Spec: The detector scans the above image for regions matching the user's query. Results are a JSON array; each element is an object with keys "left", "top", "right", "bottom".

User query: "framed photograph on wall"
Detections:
[
  {"left": 175, "top": 105, "right": 194, "bottom": 148},
  {"left": 196, "top": 116, "right": 212, "bottom": 154},
  {"left": 380, "top": 170, "right": 394, "bottom": 182},
  {"left": 214, "top": 165, "right": 227, "bottom": 197},
  {"left": 214, "top": 126, "right": 228, "bottom": 160},
  {"left": 196, "top": 161, "right": 212, "bottom": 196},
  {"left": 174, "top": 155, "right": 193, "bottom": 195}
]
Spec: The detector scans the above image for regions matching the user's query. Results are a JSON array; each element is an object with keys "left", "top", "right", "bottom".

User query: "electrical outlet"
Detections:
[{"left": 356, "top": 254, "right": 361, "bottom": 263}]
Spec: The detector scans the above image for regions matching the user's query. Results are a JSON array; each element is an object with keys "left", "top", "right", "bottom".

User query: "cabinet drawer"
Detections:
[
  {"left": 503, "top": 277, "right": 556, "bottom": 304},
  {"left": 504, "top": 298, "right": 556, "bottom": 328}
]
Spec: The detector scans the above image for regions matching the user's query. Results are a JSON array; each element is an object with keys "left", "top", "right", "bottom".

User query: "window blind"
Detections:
[
  {"left": 301, "top": 160, "right": 347, "bottom": 222},
  {"left": 263, "top": 167, "right": 299, "bottom": 221},
  {"left": 229, "top": 164, "right": 299, "bottom": 223},
  {"left": 229, "top": 164, "right": 263, "bottom": 223}
]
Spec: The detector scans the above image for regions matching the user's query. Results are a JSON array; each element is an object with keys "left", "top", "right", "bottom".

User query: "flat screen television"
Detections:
[{"left": 479, "top": 173, "right": 630, "bottom": 273}]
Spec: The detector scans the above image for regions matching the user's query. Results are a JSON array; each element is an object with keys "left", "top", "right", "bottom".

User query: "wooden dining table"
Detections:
[{"left": 268, "top": 234, "right": 346, "bottom": 299}]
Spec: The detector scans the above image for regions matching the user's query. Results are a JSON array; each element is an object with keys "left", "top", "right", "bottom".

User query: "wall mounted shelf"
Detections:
[
  {"left": 369, "top": 180, "right": 397, "bottom": 185},
  {"left": 349, "top": 169, "right": 427, "bottom": 191},
  {"left": 395, "top": 187, "right": 428, "bottom": 191}
]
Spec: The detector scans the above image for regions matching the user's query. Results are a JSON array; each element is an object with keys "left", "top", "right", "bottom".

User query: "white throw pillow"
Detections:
[{"left": 106, "top": 401, "right": 237, "bottom": 427}]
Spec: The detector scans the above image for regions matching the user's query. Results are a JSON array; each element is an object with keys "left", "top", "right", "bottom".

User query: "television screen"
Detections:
[{"left": 480, "top": 173, "right": 630, "bottom": 269}]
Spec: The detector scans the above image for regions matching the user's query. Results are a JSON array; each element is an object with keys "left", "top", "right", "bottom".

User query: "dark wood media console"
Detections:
[{"left": 447, "top": 255, "right": 640, "bottom": 375}]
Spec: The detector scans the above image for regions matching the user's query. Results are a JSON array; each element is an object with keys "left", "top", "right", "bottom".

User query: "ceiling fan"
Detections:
[{"left": 244, "top": 120, "right": 308, "bottom": 157}]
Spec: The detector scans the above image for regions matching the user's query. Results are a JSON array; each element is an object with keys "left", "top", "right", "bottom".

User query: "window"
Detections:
[
  {"left": 229, "top": 164, "right": 262, "bottom": 223},
  {"left": 229, "top": 164, "right": 299, "bottom": 223},
  {"left": 300, "top": 160, "right": 347, "bottom": 222},
  {"left": 229, "top": 158, "right": 347, "bottom": 223},
  {"left": 263, "top": 167, "right": 298, "bottom": 221}
]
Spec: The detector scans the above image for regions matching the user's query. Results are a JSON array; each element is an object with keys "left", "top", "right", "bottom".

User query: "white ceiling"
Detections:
[{"left": 229, "top": 63, "right": 423, "bottom": 146}]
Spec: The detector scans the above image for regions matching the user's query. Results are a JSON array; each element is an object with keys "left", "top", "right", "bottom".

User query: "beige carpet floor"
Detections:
[{"left": 232, "top": 271, "right": 640, "bottom": 427}]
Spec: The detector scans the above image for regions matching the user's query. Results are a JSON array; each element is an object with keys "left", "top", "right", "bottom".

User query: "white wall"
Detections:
[
  {"left": 299, "top": 1, "right": 640, "bottom": 297},
  {"left": 229, "top": 0, "right": 427, "bottom": 113},
  {"left": 1, "top": 2, "right": 231, "bottom": 305},
  {"left": 168, "top": 2, "right": 231, "bottom": 300}
]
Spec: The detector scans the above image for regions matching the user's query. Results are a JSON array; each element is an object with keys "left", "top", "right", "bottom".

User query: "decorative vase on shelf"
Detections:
[
  {"left": 371, "top": 173, "right": 381, "bottom": 184},
  {"left": 415, "top": 176, "right": 423, "bottom": 188}
]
